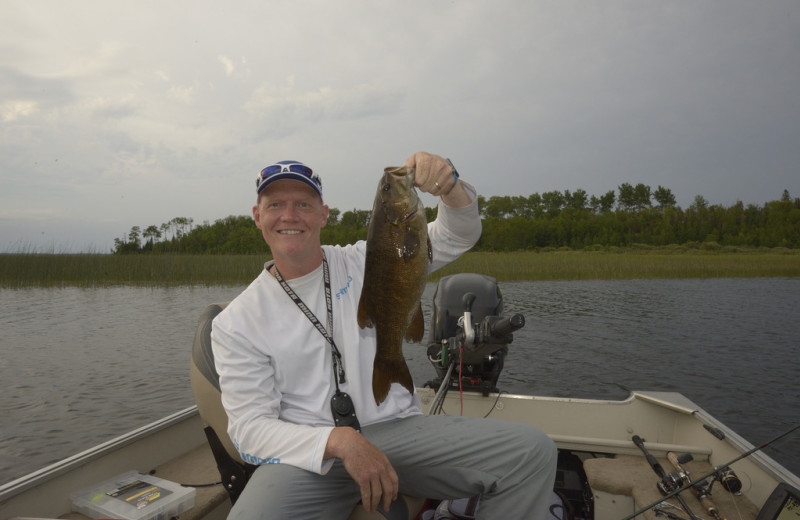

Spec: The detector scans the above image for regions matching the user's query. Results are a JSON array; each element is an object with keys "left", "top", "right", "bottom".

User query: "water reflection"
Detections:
[{"left": 1, "top": 278, "right": 798, "bottom": 484}]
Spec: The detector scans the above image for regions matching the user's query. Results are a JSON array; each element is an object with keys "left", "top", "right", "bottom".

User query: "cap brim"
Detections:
[{"left": 256, "top": 172, "right": 323, "bottom": 199}]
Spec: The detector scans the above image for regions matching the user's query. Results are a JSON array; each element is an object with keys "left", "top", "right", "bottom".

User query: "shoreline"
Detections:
[{"left": 2, "top": 248, "right": 799, "bottom": 287}]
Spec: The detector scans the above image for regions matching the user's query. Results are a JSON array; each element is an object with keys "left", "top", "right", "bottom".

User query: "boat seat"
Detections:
[{"left": 190, "top": 303, "right": 423, "bottom": 519}]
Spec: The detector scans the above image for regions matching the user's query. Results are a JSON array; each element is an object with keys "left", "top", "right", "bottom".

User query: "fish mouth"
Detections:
[{"left": 385, "top": 166, "right": 410, "bottom": 177}]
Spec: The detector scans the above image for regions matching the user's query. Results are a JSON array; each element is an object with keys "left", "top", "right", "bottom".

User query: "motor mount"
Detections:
[{"left": 425, "top": 273, "right": 524, "bottom": 395}]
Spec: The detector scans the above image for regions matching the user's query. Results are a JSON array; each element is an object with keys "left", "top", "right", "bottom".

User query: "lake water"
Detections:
[{"left": 1, "top": 278, "right": 798, "bottom": 486}]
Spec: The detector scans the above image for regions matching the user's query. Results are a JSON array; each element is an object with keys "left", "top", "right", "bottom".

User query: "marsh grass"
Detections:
[
  {"left": 2, "top": 249, "right": 799, "bottom": 287},
  {"left": 429, "top": 249, "right": 800, "bottom": 282},
  {"left": 0, "top": 254, "right": 267, "bottom": 287}
]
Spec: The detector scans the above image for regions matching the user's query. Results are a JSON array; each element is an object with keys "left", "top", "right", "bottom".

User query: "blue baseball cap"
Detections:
[{"left": 255, "top": 160, "right": 323, "bottom": 199}]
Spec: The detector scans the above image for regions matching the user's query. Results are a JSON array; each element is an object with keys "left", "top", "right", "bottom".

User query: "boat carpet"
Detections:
[{"left": 584, "top": 454, "right": 760, "bottom": 520}]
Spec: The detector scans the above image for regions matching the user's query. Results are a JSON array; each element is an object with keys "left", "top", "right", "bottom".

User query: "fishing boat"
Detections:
[{"left": 1, "top": 273, "right": 798, "bottom": 520}]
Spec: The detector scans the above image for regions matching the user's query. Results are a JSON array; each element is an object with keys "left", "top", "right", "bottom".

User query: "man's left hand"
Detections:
[{"left": 404, "top": 152, "right": 456, "bottom": 196}]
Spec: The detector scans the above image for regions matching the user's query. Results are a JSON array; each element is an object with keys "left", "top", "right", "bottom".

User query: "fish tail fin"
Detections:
[{"left": 372, "top": 356, "right": 414, "bottom": 405}]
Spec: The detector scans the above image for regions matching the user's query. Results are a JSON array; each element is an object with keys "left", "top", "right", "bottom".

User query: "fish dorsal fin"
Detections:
[{"left": 404, "top": 302, "right": 425, "bottom": 343}]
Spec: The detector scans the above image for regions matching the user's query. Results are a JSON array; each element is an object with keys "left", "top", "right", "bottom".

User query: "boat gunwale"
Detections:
[
  {"left": 0, "top": 406, "right": 199, "bottom": 501},
  {"left": 3, "top": 391, "right": 799, "bottom": 515}
]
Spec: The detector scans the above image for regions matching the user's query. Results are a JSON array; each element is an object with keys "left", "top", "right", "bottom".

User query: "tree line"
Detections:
[{"left": 113, "top": 184, "right": 800, "bottom": 254}]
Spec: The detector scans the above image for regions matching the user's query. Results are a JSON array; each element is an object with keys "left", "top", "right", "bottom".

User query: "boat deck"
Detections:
[
  {"left": 58, "top": 443, "right": 230, "bottom": 520},
  {"left": 5, "top": 391, "right": 779, "bottom": 520},
  {"left": 584, "top": 454, "right": 759, "bottom": 520},
  {"left": 51, "top": 440, "right": 761, "bottom": 520}
]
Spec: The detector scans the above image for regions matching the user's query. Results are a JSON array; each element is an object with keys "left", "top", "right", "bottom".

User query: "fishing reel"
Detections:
[
  {"left": 657, "top": 471, "right": 686, "bottom": 495},
  {"left": 425, "top": 273, "right": 525, "bottom": 395},
  {"left": 671, "top": 452, "right": 744, "bottom": 495},
  {"left": 718, "top": 468, "right": 743, "bottom": 494}
]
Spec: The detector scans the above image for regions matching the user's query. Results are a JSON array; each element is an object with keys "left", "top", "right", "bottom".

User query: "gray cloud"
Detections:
[{"left": 1, "top": 0, "right": 799, "bottom": 251}]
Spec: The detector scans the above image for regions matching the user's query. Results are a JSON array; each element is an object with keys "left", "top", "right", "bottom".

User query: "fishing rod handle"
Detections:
[
  {"left": 666, "top": 452, "right": 689, "bottom": 478},
  {"left": 667, "top": 452, "right": 722, "bottom": 520},
  {"left": 632, "top": 435, "right": 668, "bottom": 479}
]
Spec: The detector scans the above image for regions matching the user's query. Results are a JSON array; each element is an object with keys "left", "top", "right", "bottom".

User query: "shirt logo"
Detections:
[{"left": 335, "top": 275, "right": 354, "bottom": 300}]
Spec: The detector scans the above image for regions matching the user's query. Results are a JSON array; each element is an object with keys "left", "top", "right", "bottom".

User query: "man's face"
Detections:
[{"left": 252, "top": 179, "right": 328, "bottom": 261}]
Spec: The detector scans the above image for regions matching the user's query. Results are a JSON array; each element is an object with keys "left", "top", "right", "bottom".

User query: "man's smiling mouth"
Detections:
[{"left": 278, "top": 230, "right": 303, "bottom": 235}]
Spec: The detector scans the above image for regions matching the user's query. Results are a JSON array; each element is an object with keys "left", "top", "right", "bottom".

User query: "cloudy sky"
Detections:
[{"left": 2, "top": 1, "right": 798, "bottom": 252}]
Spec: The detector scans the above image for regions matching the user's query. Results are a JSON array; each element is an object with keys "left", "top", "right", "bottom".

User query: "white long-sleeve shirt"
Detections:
[{"left": 211, "top": 194, "right": 481, "bottom": 475}]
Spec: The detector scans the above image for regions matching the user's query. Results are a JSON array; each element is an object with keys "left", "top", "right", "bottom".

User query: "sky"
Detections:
[{"left": 2, "top": 1, "right": 799, "bottom": 253}]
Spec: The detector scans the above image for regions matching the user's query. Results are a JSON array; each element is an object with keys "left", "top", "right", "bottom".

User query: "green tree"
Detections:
[
  {"left": 482, "top": 196, "right": 515, "bottom": 219},
  {"left": 618, "top": 183, "right": 635, "bottom": 211},
  {"left": 590, "top": 190, "right": 615, "bottom": 213},
  {"left": 653, "top": 186, "right": 676, "bottom": 209},
  {"left": 541, "top": 191, "right": 565, "bottom": 215},
  {"left": 142, "top": 225, "right": 161, "bottom": 251},
  {"left": 128, "top": 226, "right": 141, "bottom": 250},
  {"left": 564, "top": 189, "right": 588, "bottom": 211},
  {"left": 327, "top": 208, "right": 341, "bottom": 225},
  {"left": 632, "top": 184, "right": 652, "bottom": 209}
]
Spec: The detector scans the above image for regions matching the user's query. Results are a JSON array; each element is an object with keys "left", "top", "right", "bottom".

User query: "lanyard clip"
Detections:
[{"left": 334, "top": 352, "right": 346, "bottom": 384}]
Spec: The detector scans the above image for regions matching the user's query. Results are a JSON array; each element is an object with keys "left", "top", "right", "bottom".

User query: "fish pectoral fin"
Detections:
[
  {"left": 372, "top": 357, "right": 415, "bottom": 405},
  {"left": 404, "top": 303, "right": 425, "bottom": 343},
  {"left": 357, "top": 295, "right": 374, "bottom": 329},
  {"left": 402, "top": 230, "right": 421, "bottom": 261}
]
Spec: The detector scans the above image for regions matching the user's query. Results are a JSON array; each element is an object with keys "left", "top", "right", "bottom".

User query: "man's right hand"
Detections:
[{"left": 324, "top": 426, "right": 399, "bottom": 513}]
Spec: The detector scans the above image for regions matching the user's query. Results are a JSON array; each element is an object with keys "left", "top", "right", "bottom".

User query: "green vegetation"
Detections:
[
  {"left": 433, "top": 247, "right": 800, "bottom": 281},
  {"left": 111, "top": 186, "right": 800, "bottom": 254},
  {"left": 0, "top": 254, "right": 267, "bottom": 287},
  {"left": 3, "top": 185, "right": 799, "bottom": 287},
  {"left": 2, "top": 247, "right": 798, "bottom": 287}
]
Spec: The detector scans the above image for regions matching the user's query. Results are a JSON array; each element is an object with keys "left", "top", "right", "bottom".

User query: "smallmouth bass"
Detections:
[{"left": 357, "top": 166, "right": 432, "bottom": 405}]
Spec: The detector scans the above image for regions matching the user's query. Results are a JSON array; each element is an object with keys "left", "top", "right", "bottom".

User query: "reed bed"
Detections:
[
  {"left": 428, "top": 249, "right": 800, "bottom": 282},
  {"left": 0, "top": 254, "right": 267, "bottom": 287},
  {"left": 2, "top": 249, "right": 799, "bottom": 287}
]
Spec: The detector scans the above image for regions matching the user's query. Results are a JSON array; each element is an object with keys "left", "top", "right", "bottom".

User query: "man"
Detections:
[{"left": 211, "top": 152, "right": 556, "bottom": 519}]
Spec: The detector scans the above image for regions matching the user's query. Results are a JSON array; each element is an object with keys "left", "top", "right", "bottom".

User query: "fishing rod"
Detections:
[
  {"left": 667, "top": 451, "right": 724, "bottom": 520},
  {"left": 632, "top": 435, "right": 702, "bottom": 520},
  {"left": 621, "top": 422, "right": 800, "bottom": 520}
]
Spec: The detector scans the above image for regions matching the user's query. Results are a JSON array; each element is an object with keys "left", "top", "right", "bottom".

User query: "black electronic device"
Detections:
[
  {"left": 330, "top": 391, "right": 361, "bottom": 432},
  {"left": 756, "top": 483, "right": 800, "bottom": 520}
]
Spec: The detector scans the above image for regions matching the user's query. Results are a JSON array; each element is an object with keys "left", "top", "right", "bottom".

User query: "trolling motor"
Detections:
[{"left": 425, "top": 273, "right": 525, "bottom": 396}]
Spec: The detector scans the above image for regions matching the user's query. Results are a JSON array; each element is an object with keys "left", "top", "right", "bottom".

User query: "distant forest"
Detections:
[{"left": 113, "top": 184, "right": 800, "bottom": 254}]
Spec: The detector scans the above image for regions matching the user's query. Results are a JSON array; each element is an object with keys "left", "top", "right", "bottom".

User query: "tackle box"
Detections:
[{"left": 70, "top": 470, "right": 195, "bottom": 520}]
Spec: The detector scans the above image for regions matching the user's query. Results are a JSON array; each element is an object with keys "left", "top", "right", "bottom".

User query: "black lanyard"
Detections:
[{"left": 272, "top": 250, "right": 346, "bottom": 390}]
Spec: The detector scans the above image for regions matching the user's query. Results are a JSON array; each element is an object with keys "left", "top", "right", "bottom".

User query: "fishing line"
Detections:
[
  {"left": 459, "top": 346, "right": 464, "bottom": 416},
  {"left": 483, "top": 391, "right": 508, "bottom": 419},
  {"left": 730, "top": 492, "right": 744, "bottom": 520},
  {"left": 621, "top": 422, "right": 800, "bottom": 520}
]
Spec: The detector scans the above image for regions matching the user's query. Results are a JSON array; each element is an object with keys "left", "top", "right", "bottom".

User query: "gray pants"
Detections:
[{"left": 229, "top": 414, "right": 557, "bottom": 520}]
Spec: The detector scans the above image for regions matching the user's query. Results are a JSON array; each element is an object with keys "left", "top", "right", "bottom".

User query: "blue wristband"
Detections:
[{"left": 446, "top": 158, "right": 459, "bottom": 187}]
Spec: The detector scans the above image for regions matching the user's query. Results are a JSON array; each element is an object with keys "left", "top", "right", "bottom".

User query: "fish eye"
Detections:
[{"left": 382, "top": 183, "right": 391, "bottom": 191}]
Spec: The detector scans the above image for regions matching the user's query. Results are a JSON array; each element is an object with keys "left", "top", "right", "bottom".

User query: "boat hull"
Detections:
[{"left": 1, "top": 391, "right": 797, "bottom": 520}]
